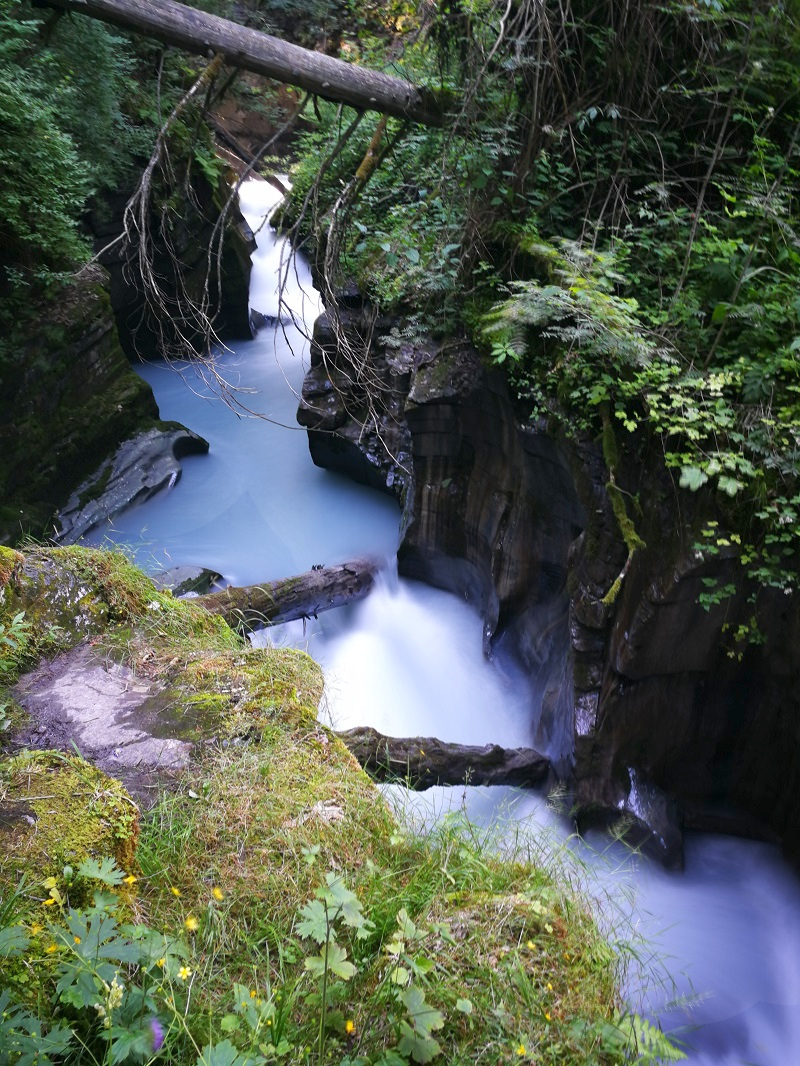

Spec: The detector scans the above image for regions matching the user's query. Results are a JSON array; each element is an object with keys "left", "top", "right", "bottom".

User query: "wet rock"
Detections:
[
  {"left": 151, "top": 565, "right": 223, "bottom": 597},
  {"left": 12, "top": 645, "right": 192, "bottom": 802},
  {"left": 577, "top": 767, "right": 684, "bottom": 869},
  {"left": 57, "top": 425, "right": 209, "bottom": 543},
  {"left": 300, "top": 298, "right": 800, "bottom": 864},
  {"left": 0, "top": 274, "right": 159, "bottom": 545}
]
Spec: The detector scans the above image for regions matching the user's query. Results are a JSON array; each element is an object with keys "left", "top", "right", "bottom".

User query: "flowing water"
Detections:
[{"left": 87, "top": 180, "right": 800, "bottom": 1064}]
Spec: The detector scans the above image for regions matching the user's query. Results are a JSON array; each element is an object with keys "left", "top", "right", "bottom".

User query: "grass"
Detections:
[{"left": 0, "top": 546, "right": 683, "bottom": 1064}]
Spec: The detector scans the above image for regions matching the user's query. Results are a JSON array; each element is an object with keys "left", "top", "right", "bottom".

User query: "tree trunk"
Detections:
[
  {"left": 338, "top": 726, "right": 551, "bottom": 790},
  {"left": 36, "top": 0, "right": 443, "bottom": 126},
  {"left": 195, "top": 559, "right": 379, "bottom": 630}
]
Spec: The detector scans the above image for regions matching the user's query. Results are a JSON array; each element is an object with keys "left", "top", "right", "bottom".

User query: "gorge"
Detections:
[{"left": 69, "top": 179, "right": 800, "bottom": 1064}]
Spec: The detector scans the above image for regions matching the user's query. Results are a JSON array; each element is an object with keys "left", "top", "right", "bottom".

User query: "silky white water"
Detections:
[{"left": 88, "top": 179, "right": 800, "bottom": 1064}]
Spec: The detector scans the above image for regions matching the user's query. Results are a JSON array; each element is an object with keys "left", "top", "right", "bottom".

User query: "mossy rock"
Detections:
[
  {"left": 0, "top": 750, "right": 139, "bottom": 895},
  {"left": 1, "top": 546, "right": 235, "bottom": 681},
  {"left": 0, "top": 546, "right": 24, "bottom": 588}
]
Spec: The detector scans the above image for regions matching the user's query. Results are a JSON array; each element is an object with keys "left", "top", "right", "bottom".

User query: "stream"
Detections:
[{"left": 86, "top": 179, "right": 800, "bottom": 1064}]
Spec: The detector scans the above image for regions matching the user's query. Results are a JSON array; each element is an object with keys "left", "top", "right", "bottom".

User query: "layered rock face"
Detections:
[
  {"left": 298, "top": 299, "right": 800, "bottom": 865},
  {"left": 89, "top": 167, "right": 254, "bottom": 362},
  {"left": 0, "top": 275, "right": 158, "bottom": 544},
  {"left": 570, "top": 464, "right": 800, "bottom": 864},
  {"left": 2, "top": 164, "right": 253, "bottom": 547}
]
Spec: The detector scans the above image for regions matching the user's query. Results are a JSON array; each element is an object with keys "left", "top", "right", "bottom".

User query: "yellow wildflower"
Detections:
[
  {"left": 526, "top": 940, "right": 535, "bottom": 950},
  {"left": 30, "top": 924, "right": 42, "bottom": 935},
  {"left": 184, "top": 916, "right": 199, "bottom": 932},
  {"left": 516, "top": 1045, "right": 526, "bottom": 1057},
  {"left": 156, "top": 957, "right": 166, "bottom": 968},
  {"left": 46, "top": 944, "right": 58, "bottom": 954},
  {"left": 250, "top": 989, "right": 257, "bottom": 998},
  {"left": 212, "top": 886, "right": 224, "bottom": 902},
  {"left": 546, "top": 982, "right": 553, "bottom": 991},
  {"left": 177, "top": 966, "right": 192, "bottom": 981},
  {"left": 123, "top": 875, "right": 137, "bottom": 885},
  {"left": 43, "top": 898, "right": 56, "bottom": 907},
  {"left": 545, "top": 1011, "right": 551, "bottom": 1021},
  {"left": 345, "top": 1020, "right": 355, "bottom": 1035},
  {"left": 74, "top": 936, "right": 81, "bottom": 945},
  {"left": 170, "top": 887, "right": 181, "bottom": 897}
]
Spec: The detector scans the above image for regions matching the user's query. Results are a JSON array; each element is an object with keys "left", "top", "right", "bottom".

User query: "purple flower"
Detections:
[{"left": 149, "top": 1016, "right": 165, "bottom": 1052}]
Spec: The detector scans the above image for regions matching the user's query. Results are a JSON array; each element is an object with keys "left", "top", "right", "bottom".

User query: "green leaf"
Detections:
[
  {"left": 196, "top": 1039, "right": 253, "bottom": 1066},
  {"left": 400, "top": 986, "right": 445, "bottom": 1035},
  {"left": 397, "top": 1022, "right": 442, "bottom": 1063},
  {"left": 323, "top": 874, "right": 370, "bottom": 931},
  {"left": 456, "top": 998, "right": 473, "bottom": 1014},
  {"left": 717, "top": 475, "right": 744, "bottom": 496},
  {"left": 375, "top": 1052, "right": 408, "bottom": 1066},
  {"left": 679, "top": 465, "right": 709, "bottom": 492},
  {"left": 296, "top": 899, "right": 329, "bottom": 944},
  {"left": 220, "top": 1014, "right": 240, "bottom": 1032},
  {"left": 77, "top": 856, "right": 125, "bottom": 886},
  {"left": 0, "top": 925, "right": 30, "bottom": 958},
  {"left": 304, "top": 940, "right": 356, "bottom": 981},
  {"left": 109, "top": 1025, "right": 152, "bottom": 1064}
]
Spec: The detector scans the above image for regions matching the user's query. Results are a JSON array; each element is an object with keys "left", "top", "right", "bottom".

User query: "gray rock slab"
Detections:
[
  {"left": 57, "top": 425, "right": 209, "bottom": 543},
  {"left": 12, "top": 645, "right": 193, "bottom": 801}
]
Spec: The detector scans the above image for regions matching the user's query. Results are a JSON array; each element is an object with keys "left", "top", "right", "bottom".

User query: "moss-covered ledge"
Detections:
[{"left": 0, "top": 546, "right": 667, "bottom": 1064}]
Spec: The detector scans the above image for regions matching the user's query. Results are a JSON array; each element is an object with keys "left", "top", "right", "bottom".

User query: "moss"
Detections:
[
  {"left": 0, "top": 277, "right": 159, "bottom": 545},
  {"left": 606, "top": 482, "right": 646, "bottom": 555},
  {"left": 0, "top": 750, "right": 139, "bottom": 896},
  {"left": 600, "top": 405, "right": 619, "bottom": 472},
  {"left": 0, "top": 546, "right": 23, "bottom": 587}
]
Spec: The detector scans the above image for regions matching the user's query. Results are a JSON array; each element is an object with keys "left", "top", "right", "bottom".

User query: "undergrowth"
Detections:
[{"left": 0, "top": 547, "right": 683, "bottom": 1064}]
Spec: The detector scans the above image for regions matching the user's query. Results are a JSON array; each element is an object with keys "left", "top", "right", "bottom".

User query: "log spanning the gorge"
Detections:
[
  {"left": 196, "top": 559, "right": 379, "bottom": 631},
  {"left": 36, "top": 0, "right": 443, "bottom": 126},
  {"left": 339, "top": 726, "right": 551, "bottom": 790}
]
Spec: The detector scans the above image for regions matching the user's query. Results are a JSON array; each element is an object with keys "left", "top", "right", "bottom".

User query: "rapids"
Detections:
[{"left": 87, "top": 179, "right": 800, "bottom": 1065}]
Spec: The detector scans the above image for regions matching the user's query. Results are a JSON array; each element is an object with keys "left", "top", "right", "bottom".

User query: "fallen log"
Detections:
[
  {"left": 338, "top": 726, "right": 550, "bottom": 790},
  {"left": 36, "top": 0, "right": 443, "bottom": 126},
  {"left": 195, "top": 558, "right": 379, "bottom": 630}
]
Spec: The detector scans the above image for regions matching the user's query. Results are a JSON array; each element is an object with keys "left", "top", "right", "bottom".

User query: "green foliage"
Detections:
[
  {"left": 0, "top": 6, "right": 90, "bottom": 287},
  {"left": 289, "top": 0, "right": 800, "bottom": 611},
  {"left": 0, "top": 611, "right": 29, "bottom": 682}
]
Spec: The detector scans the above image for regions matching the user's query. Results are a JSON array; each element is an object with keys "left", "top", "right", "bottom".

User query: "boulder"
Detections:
[{"left": 57, "top": 425, "right": 209, "bottom": 543}]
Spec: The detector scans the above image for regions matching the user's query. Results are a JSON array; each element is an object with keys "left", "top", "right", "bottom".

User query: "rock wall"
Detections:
[
  {"left": 89, "top": 166, "right": 254, "bottom": 362},
  {"left": 1, "top": 161, "right": 253, "bottom": 547},
  {"left": 298, "top": 298, "right": 800, "bottom": 865},
  {"left": 0, "top": 274, "right": 158, "bottom": 545}
]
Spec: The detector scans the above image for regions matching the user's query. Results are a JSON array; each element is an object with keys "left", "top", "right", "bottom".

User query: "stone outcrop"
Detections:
[
  {"left": 90, "top": 165, "right": 255, "bottom": 362},
  {"left": 57, "top": 425, "right": 209, "bottom": 543},
  {"left": 0, "top": 274, "right": 159, "bottom": 545},
  {"left": 297, "top": 295, "right": 800, "bottom": 866},
  {"left": 1, "top": 151, "right": 254, "bottom": 547},
  {"left": 297, "top": 304, "right": 583, "bottom": 776}
]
